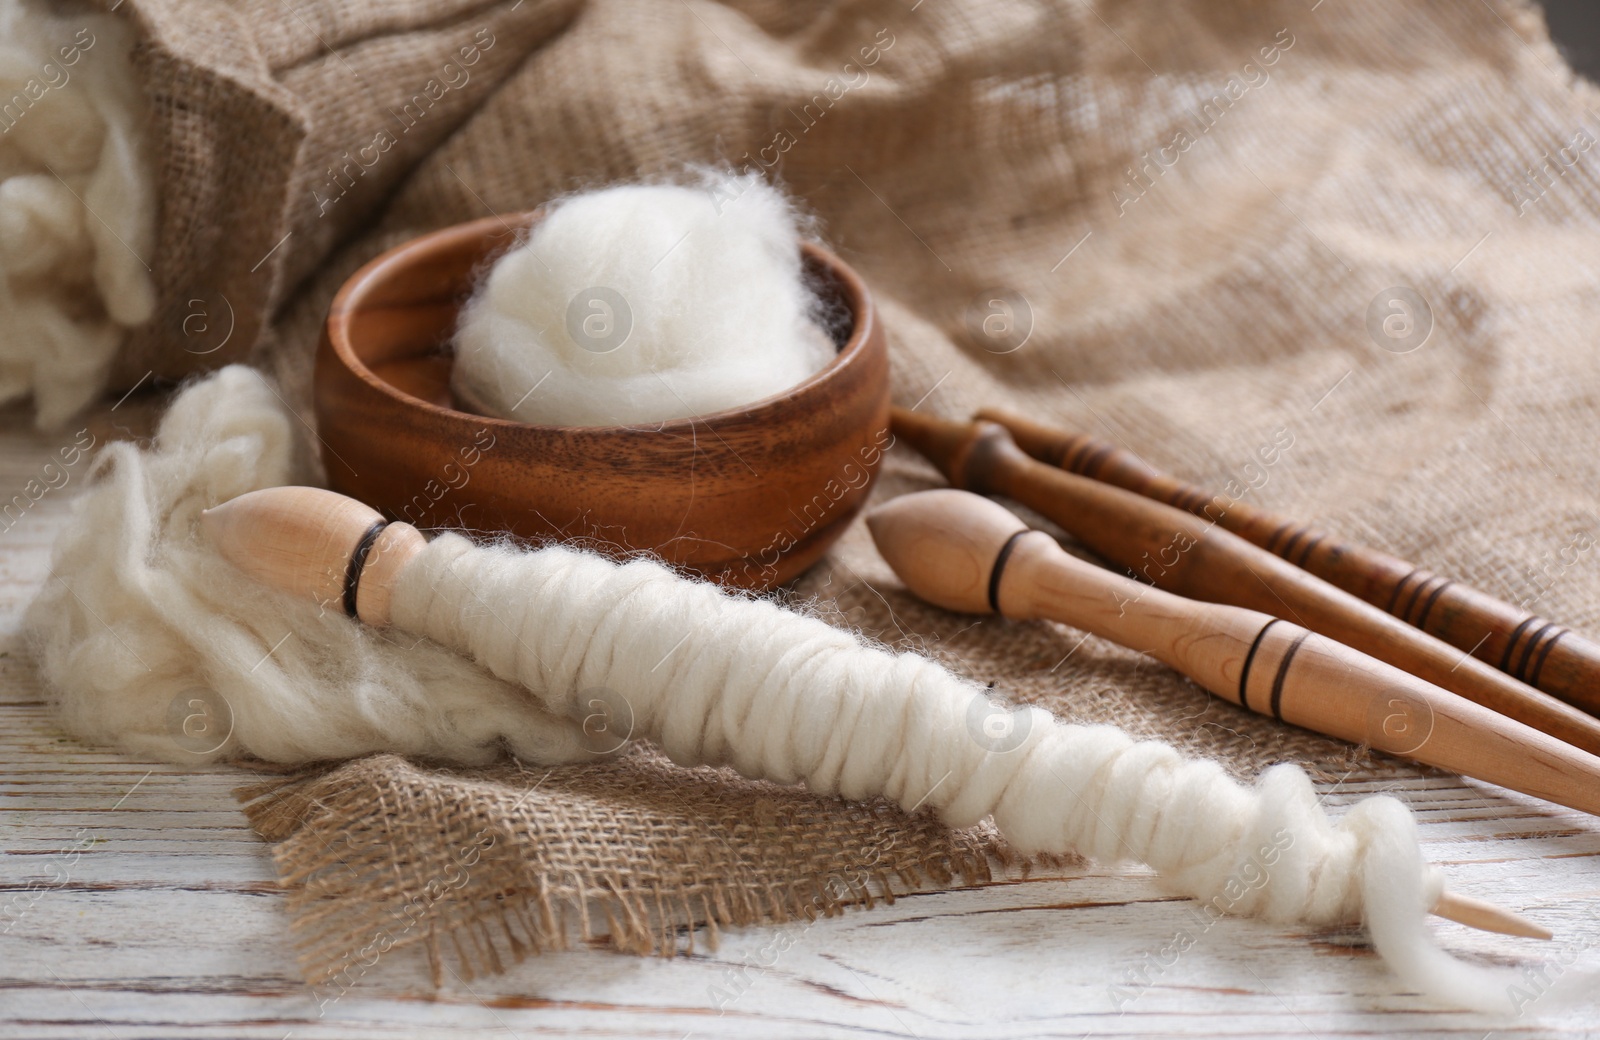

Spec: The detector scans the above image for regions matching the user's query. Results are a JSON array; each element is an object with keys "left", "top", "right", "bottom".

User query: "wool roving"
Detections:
[
  {"left": 0, "top": 1, "right": 155, "bottom": 428},
  {"left": 451, "top": 174, "right": 837, "bottom": 426},
  {"left": 24, "top": 365, "right": 592, "bottom": 765}
]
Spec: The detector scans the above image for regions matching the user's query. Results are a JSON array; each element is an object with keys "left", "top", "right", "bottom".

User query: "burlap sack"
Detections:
[{"left": 103, "top": 0, "right": 1600, "bottom": 983}]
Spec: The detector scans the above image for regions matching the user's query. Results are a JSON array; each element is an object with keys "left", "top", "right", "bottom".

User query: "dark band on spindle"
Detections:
[
  {"left": 1513, "top": 620, "right": 1558, "bottom": 683},
  {"left": 1528, "top": 627, "right": 1568, "bottom": 688},
  {"left": 988, "top": 529, "right": 1031, "bottom": 615},
  {"left": 1080, "top": 443, "right": 1115, "bottom": 480},
  {"left": 1499, "top": 616, "right": 1540, "bottom": 672},
  {"left": 1293, "top": 531, "right": 1325, "bottom": 568},
  {"left": 1279, "top": 525, "right": 1311, "bottom": 563},
  {"left": 1265, "top": 520, "right": 1295, "bottom": 554},
  {"left": 1399, "top": 572, "right": 1434, "bottom": 626},
  {"left": 1269, "top": 630, "right": 1310, "bottom": 721},
  {"left": 343, "top": 519, "right": 389, "bottom": 618},
  {"left": 1047, "top": 437, "right": 1074, "bottom": 469},
  {"left": 1175, "top": 486, "right": 1208, "bottom": 512},
  {"left": 1413, "top": 577, "right": 1454, "bottom": 630},
  {"left": 1386, "top": 566, "right": 1424, "bottom": 615},
  {"left": 1238, "top": 618, "right": 1281, "bottom": 711}
]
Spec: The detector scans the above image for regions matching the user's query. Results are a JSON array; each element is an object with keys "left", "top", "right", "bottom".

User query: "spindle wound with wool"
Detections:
[
  {"left": 201, "top": 485, "right": 1557, "bottom": 1012},
  {"left": 890, "top": 408, "right": 1600, "bottom": 758},
  {"left": 978, "top": 406, "right": 1600, "bottom": 720}
]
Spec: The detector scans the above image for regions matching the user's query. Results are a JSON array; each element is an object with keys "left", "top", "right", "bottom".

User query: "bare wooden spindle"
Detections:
[
  {"left": 977, "top": 407, "right": 1600, "bottom": 720},
  {"left": 890, "top": 408, "right": 1600, "bottom": 757}
]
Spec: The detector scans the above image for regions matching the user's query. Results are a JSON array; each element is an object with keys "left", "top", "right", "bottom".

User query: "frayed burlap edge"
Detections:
[{"left": 236, "top": 750, "right": 1067, "bottom": 988}]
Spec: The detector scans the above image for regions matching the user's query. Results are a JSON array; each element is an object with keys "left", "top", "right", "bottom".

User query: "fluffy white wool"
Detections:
[
  {"left": 0, "top": 1, "right": 155, "bottom": 428},
  {"left": 451, "top": 175, "right": 837, "bottom": 426},
  {"left": 24, "top": 365, "right": 592, "bottom": 765}
]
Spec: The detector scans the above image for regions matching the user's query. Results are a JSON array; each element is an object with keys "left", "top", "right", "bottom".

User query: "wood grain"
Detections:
[
  {"left": 890, "top": 409, "right": 1600, "bottom": 761},
  {"left": 314, "top": 213, "right": 892, "bottom": 591},
  {"left": 980, "top": 407, "right": 1600, "bottom": 719},
  {"left": 867, "top": 488, "right": 1600, "bottom": 821},
  {"left": 2, "top": 403, "right": 1598, "bottom": 1038}
]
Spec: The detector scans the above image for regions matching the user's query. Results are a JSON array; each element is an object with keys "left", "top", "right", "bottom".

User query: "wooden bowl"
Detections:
[{"left": 314, "top": 212, "right": 890, "bottom": 590}]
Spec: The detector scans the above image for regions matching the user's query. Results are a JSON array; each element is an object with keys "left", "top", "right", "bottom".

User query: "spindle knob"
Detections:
[
  {"left": 199, "top": 486, "right": 426, "bottom": 626},
  {"left": 865, "top": 489, "right": 1060, "bottom": 615}
]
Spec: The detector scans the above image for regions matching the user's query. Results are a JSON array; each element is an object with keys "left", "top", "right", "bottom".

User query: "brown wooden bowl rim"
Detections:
[{"left": 324, "top": 210, "right": 879, "bottom": 434}]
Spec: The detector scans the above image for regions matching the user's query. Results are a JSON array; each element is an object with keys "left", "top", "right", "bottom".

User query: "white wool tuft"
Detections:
[
  {"left": 24, "top": 365, "right": 594, "bottom": 766},
  {"left": 0, "top": 1, "right": 156, "bottom": 428},
  {"left": 451, "top": 175, "right": 838, "bottom": 426}
]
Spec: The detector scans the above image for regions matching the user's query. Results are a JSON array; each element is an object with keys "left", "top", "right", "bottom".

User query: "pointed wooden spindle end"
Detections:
[{"left": 1431, "top": 891, "right": 1553, "bottom": 940}]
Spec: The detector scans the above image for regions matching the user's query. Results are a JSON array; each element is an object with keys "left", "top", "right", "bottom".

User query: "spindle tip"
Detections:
[
  {"left": 887, "top": 408, "right": 990, "bottom": 487},
  {"left": 1432, "top": 891, "right": 1553, "bottom": 940},
  {"left": 867, "top": 489, "right": 1034, "bottom": 615}
]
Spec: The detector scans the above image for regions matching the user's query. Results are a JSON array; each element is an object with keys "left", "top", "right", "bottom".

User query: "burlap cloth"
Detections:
[{"left": 100, "top": 0, "right": 1600, "bottom": 984}]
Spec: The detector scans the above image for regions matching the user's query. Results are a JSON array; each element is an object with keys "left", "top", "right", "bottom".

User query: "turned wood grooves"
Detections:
[
  {"left": 1237, "top": 618, "right": 1280, "bottom": 713},
  {"left": 864, "top": 487, "right": 1600, "bottom": 821},
  {"left": 1267, "top": 629, "right": 1308, "bottom": 722},
  {"left": 979, "top": 408, "right": 1600, "bottom": 719},
  {"left": 892, "top": 408, "right": 1600, "bottom": 756},
  {"left": 343, "top": 519, "right": 388, "bottom": 618},
  {"left": 1497, "top": 615, "right": 1569, "bottom": 689}
]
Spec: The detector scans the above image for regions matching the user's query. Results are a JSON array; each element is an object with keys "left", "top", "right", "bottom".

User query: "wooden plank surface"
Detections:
[{"left": 1, "top": 406, "right": 1597, "bottom": 1039}]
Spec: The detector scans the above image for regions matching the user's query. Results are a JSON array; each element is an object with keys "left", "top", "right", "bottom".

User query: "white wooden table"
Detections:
[{"left": 2, "top": 409, "right": 1597, "bottom": 1039}]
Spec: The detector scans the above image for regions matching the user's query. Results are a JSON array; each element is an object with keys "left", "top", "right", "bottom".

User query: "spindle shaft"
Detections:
[
  {"left": 891, "top": 409, "right": 1600, "bottom": 757},
  {"left": 978, "top": 407, "right": 1600, "bottom": 720}
]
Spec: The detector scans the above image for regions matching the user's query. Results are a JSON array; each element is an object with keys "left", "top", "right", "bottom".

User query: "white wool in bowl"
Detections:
[{"left": 451, "top": 176, "right": 838, "bottom": 426}]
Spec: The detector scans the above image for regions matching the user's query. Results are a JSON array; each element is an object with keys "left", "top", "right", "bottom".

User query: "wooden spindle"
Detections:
[
  {"left": 891, "top": 409, "right": 1600, "bottom": 757},
  {"left": 977, "top": 407, "right": 1600, "bottom": 720},
  {"left": 866, "top": 487, "right": 1600, "bottom": 823},
  {"left": 868, "top": 488, "right": 1568, "bottom": 939},
  {"left": 199, "top": 488, "right": 427, "bottom": 626}
]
